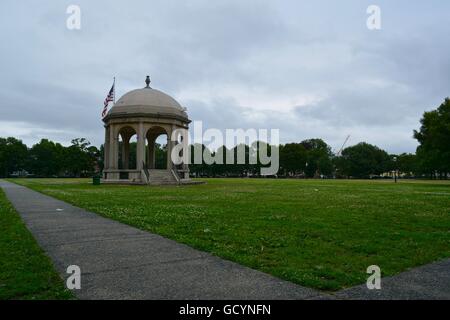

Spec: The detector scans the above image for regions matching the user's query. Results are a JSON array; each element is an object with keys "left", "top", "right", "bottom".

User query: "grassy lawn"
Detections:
[
  {"left": 8, "top": 178, "right": 450, "bottom": 291},
  {"left": 0, "top": 188, "right": 73, "bottom": 299}
]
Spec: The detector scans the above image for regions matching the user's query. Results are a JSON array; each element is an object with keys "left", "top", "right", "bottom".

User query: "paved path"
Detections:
[{"left": 0, "top": 180, "right": 322, "bottom": 300}]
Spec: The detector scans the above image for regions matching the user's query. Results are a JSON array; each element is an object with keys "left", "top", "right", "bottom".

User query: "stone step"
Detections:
[{"left": 147, "top": 169, "right": 177, "bottom": 185}]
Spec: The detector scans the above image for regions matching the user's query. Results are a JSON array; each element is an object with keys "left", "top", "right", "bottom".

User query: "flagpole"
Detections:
[{"left": 113, "top": 77, "right": 116, "bottom": 104}]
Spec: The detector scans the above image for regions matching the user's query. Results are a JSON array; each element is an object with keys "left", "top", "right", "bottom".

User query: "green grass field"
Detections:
[
  {"left": 9, "top": 178, "right": 450, "bottom": 291},
  {"left": 0, "top": 189, "right": 72, "bottom": 299}
]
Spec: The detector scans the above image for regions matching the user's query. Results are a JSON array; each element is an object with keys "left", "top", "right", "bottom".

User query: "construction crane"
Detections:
[{"left": 336, "top": 135, "right": 350, "bottom": 156}]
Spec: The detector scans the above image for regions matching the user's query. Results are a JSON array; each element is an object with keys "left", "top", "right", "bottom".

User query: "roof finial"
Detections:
[{"left": 145, "top": 75, "right": 151, "bottom": 88}]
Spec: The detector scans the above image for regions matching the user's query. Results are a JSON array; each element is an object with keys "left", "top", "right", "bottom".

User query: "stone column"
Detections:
[
  {"left": 104, "top": 125, "right": 110, "bottom": 173},
  {"left": 147, "top": 134, "right": 156, "bottom": 169},
  {"left": 110, "top": 125, "right": 118, "bottom": 170},
  {"left": 166, "top": 128, "right": 173, "bottom": 170},
  {"left": 136, "top": 122, "right": 145, "bottom": 170},
  {"left": 121, "top": 133, "right": 130, "bottom": 170}
]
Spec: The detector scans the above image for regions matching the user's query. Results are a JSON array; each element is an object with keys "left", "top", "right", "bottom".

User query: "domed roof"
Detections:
[{"left": 104, "top": 78, "right": 188, "bottom": 121}]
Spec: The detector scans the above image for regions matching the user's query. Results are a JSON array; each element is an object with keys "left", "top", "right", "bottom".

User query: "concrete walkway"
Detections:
[{"left": 0, "top": 180, "right": 322, "bottom": 300}]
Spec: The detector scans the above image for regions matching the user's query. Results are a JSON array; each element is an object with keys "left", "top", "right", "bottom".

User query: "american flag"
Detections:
[{"left": 102, "top": 80, "right": 115, "bottom": 118}]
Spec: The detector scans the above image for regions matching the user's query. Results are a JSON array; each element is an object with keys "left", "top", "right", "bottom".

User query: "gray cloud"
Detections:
[{"left": 0, "top": 0, "right": 448, "bottom": 153}]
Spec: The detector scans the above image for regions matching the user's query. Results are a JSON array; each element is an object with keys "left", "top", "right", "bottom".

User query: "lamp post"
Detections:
[{"left": 393, "top": 156, "right": 398, "bottom": 183}]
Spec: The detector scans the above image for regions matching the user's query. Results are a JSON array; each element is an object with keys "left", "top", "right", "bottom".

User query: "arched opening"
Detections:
[
  {"left": 118, "top": 126, "right": 137, "bottom": 173},
  {"left": 146, "top": 126, "right": 168, "bottom": 169}
]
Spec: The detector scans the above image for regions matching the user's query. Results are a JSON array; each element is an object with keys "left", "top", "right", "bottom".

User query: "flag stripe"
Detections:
[{"left": 102, "top": 82, "right": 115, "bottom": 118}]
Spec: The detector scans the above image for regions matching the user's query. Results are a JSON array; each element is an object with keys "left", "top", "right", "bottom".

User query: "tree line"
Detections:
[
  {"left": 0, "top": 138, "right": 101, "bottom": 178},
  {"left": 188, "top": 140, "right": 420, "bottom": 179},
  {"left": 1, "top": 98, "right": 449, "bottom": 179}
]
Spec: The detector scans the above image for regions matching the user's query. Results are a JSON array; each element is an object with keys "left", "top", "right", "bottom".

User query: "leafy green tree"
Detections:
[
  {"left": 62, "top": 138, "right": 99, "bottom": 177},
  {"left": 0, "top": 137, "right": 28, "bottom": 177},
  {"left": 337, "top": 142, "right": 391, "bottom": 178},
  {"left": 28, "top": 139, "right": 65, "bottom": 177},
  {"left": 414, "top": 98, "right": 450, "bottom": 178},
  {"left": 98, "top": 144, "right": 105, "bottom": 171},
  {"left": 27, "top": 138, "right": 98, "bottom": 177},
  {"left": 395, "top": 153, "right": 418, "bottom": 177},
  {"left": 300, "top": 138, "right": 333, "bottom": 177},
  {"left": 87, "top": 145, "right": 102, "bottom": 172},
  {"left": 279, "top": 143, "right": 307, "bottom": 176},
  {"left": 154, "top": 143, "right": 167, "bottom": 169}
]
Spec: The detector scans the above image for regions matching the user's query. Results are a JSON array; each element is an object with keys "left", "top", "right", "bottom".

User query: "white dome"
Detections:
[{"left": 105, "top": 84, "right": 188, "bottom": 121}]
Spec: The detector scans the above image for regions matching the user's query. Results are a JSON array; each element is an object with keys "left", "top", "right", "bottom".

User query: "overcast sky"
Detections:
[{"left": 0, "top": 0, "right": 449, "bottom": 153}]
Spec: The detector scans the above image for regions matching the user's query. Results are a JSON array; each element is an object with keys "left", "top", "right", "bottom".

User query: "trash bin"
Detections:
[{"left": 92, "top": 175, "right": 101, "bottom": 185}]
